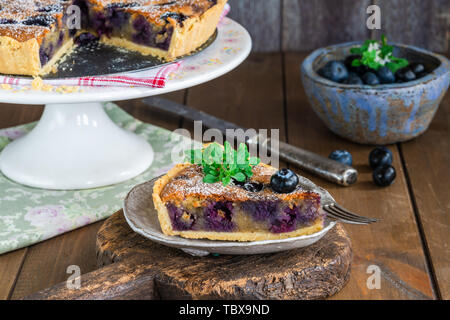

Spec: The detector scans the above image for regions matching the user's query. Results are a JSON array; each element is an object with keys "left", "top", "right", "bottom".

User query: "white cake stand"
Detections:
[{"left": 0, "top": 18, "right": 251, "bottom": 190}]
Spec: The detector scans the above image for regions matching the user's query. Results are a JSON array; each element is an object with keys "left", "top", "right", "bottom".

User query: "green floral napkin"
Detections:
[{"left": 0, "top": 103, "right": 188, "bottom": 255}]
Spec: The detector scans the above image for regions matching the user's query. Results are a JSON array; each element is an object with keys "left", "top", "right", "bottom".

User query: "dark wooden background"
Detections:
[{"left": 227, "top": 0, "right": 449, "bottom": 53}]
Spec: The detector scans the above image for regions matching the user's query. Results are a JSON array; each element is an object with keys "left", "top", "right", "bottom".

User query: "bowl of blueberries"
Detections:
[{"left": 301, "top": 36, "right": 449, "bottom": 145}]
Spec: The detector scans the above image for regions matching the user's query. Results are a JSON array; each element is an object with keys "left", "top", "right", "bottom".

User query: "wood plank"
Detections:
[
  {"left": 399, "top": 89, "right": 450, "bottom": 298},
  {"left": 282, "top": 0, "right": 371, "bottom": 51},
  {"left": 186, "top": 53, "right": 286, "bottom": 140},
  {"left": 228, "top": 0, "right": 281, "bottom": 52},
  {"left": 0, "top": 249, "right": 27, "bottom": 300},
  {"left": 373, "top": 0, "right": 449, "bottom": 53},
  {"left": 10, "top": 221, "right": 103, "bottom": 299},
  {"left": 283, "top": 52, "right": 436, "bottom": 299},
  {"left": 7, "top": 92, "right": 185, "bottom": 299}
]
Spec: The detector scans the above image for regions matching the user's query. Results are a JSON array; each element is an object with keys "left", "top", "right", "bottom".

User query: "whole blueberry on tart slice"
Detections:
[{"left": 153, "top": 143, "right": 325, "bottom": 241}]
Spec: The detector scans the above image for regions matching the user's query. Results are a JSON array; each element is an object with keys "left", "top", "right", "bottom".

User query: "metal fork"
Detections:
[{"left": 323, "top": 203, "right": 378, "bottom": 225}]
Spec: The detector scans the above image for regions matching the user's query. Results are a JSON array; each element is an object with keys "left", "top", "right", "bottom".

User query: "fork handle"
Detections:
[{"left": 248, "top": 135, "right": 358, "bottom": 186}]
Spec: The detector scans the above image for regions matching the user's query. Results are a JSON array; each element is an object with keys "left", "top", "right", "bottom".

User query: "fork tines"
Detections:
[{"left": 323, "top": 203, "right": 378, "bottom": 225}]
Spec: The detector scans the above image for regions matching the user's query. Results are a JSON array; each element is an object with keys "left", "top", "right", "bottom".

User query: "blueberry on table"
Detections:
[
  {"left": 329, "top": 150, "right": 353, "bottom": 166},
  {"left": 396, "top": 68, "right": 416, "bottom": 82},
  {"left": 373, "top": 165, "right": 396, "bottom": 186},
  {"left": 270, "top": 169, "right": 299, "bottom": 193},
  {"left": 345, "top": 72, "right": 363, "bottom": 85},
  {"left": 411, "top": 63, "right": 425, "bottom": 74},
  {"left": 376, "top": 66, "right": 395, "bottom": 84},
  {"left": 369, "top": 147, "right": 393, "bottom": 169},
  {"left": 318, "top": 61, "right": 349, "bottom": 83},
  {"left": 362, "top": 72, "right": 380, "bottom": 85}
]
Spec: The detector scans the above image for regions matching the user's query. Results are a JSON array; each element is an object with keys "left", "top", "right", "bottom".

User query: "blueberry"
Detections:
[
  {"left": 37, "top": 4, "right": 63, "bottom": 13},
  {"left": 329, "top": 150, "right": 353, "bottom": 166},
  {"left": 161, "top": 12, "right": 187, "bottom": 25},
  {"left": 373, "top": 165, "right": 396, "bottom": 186},
  {"left": 376, "top": 66, "right": 395, "bottom": 84},
  {"left": 411, "top": 63, "right": 425, "bottom": 74},
  {"left": 22, "top": 15, "right": 55, "bottom": 27},
  {"left": 242, "top": 182, "right": 263, "bottom": 193},
  {"left": 362, "top": 72, "right": 380, "bottom": 85},
  {"left": 318, "top": 61, "right": 349, "bottom": 83},
  {"left": 369, "top": 147, "right": 393, "bottom": 169},
  {"left": 270, "top": 169, "right": 299, "bottom": 194},
  {"left": 396, "top": 68, "right": 416, "bottom": 82},
  {"left": 345, "top": 72, "right": 363, "bottom": 85}
]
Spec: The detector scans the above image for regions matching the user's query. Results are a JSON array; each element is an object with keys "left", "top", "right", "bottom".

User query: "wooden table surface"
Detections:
[{"left": 0, "top": 52, "right": 448, "bottom": 300}]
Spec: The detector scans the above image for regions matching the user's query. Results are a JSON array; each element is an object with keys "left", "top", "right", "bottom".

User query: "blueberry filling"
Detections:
[
  {"left": 241, "top": 201, "right": 278, "bottom": 221},
  {"left": 166, "top": 203, "right": 196, "bottom": 231},
  {"left": 39, "top": 42, "right": 54, "bottom": 66},
  {"left": 132, "top": 15, "right": 154, "bottom": 46},
  {"left": 74, "top": 32, "right": 99, "bottom": 45},
  {"left": 0, "top": 18, "right": 16, "bottom": 25},
  {"left": 161, "top": 12, "right": 187, "bottom": 26},
  {"left": 166, "top": 197, "right": 321, "bottom": 234},
  {"left": 204, "top": 201, "right": 235, "bottom": 232}
]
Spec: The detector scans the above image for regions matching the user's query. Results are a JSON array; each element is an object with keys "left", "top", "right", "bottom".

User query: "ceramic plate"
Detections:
[{"left": 123, "top": 174, "right": 336, "bottom": 256}]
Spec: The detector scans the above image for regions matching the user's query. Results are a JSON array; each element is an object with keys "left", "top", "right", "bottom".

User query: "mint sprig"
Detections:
[
  {"left": 185, "top": 142, "right": 260, "bottom": 186},
  {"left": 350, "top": 35, "right": 409, "bottom": 73}
]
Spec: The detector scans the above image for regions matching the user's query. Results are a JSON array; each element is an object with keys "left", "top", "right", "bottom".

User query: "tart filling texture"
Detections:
[
  {"left": 153, "top": 163, "right": 325, "bottom": 242},
  {"left": 0, "top": 0, "right": 227, "bottom": 76}
]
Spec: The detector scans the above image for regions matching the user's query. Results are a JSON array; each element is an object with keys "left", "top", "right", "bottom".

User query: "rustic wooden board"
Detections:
[
  {"left": 282, "top": 0, "right": 371, "bottom": 51},
  {"left": 93, "top": 211, "right": 352, "bottom": 300},
  {"left": 284, "top": 52, "right": 436, "bottom": 299},
  {"left": 399, "top": 92, "right": 450, "bottom": 299}
]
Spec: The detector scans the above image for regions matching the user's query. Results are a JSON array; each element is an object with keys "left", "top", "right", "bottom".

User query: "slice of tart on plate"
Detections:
[{"left": 153, "top": 142, "right": 325, "bottom": 242}]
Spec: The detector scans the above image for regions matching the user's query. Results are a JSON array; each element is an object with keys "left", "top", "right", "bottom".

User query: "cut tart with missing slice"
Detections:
[
  {"left": 153, "top": 143, "right": 325, "bottom": 242},
  {"left": 0, "top": 0, "right": 227, "bottom": 76}
]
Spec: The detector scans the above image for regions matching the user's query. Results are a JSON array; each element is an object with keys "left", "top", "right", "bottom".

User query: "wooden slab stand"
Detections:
[{"left": 26, "top": 211, "right": 352, "bottom": 300}]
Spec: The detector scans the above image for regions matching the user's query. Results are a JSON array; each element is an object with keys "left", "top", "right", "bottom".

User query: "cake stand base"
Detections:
[{"left": 0, "top": 103, "right": 153, "bottom": 190}]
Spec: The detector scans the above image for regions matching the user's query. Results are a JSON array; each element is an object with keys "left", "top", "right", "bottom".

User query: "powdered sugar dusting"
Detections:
[{"left": 160, "top": 164, "right": 320, "bottom": 203}]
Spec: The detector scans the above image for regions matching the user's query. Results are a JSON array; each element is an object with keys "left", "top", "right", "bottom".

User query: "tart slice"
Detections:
[{"left": 153, "top": 144, "right": 325, "bottom": 242}]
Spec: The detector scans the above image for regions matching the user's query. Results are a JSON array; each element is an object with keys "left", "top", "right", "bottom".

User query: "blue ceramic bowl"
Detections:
[{"left": 301, "top": 42, "right": 449, "bottom": 145}]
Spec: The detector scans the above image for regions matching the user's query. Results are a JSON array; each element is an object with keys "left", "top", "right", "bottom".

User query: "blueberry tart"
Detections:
[
  {"left": 153, "top": 163, "right": 325, "bottom": 241},
  {"left": 0, "top": 0, "right": 227, "bottom": 76}
]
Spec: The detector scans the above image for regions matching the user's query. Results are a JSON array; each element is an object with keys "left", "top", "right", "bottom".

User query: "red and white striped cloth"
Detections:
[
  {"left": 0, "top": 61, "right": 182, "bottom": 89},
  {"left": 0, "top": 3, "right": 231, "bottom": 89}
]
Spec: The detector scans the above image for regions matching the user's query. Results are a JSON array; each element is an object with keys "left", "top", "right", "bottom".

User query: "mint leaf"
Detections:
[
  {"left": 204, "top": 174, "right": 219, "bottom": 183},
  {"left": 349, "top": 35, "right": 410, "bottom": 72},
  {"left": 232, "top": 172, "right": 246, "bottom": 182},
  {"left": 186, "top": 142, "right": 261, "bottom": 186}
]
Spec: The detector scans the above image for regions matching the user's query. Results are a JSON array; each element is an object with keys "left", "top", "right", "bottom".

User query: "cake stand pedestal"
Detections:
[
  {"left": 0, "top": 18, "right": 251, "bottom": 190},
  {"left": 0, "top": 102, "right": 154, "bottom": 190}
]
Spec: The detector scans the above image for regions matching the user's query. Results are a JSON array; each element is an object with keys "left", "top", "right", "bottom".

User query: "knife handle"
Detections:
[{"left": 250, "top": 137, "right": 358, "bottom": 186}]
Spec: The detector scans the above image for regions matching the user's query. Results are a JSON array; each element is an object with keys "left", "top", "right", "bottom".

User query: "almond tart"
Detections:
[{"left": 153, "top": 163, "right": 325, "bottom": 242}]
